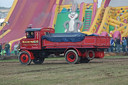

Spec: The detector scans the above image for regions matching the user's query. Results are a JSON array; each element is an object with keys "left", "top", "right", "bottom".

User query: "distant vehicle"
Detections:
[
  {"left": 0, "top": 18, "right": 5, "bottom": 26},
  {"left": 18, "top": 28, "right": 110, "bottom": 65},
  {"left": 0, "top": 18, "right": 5, "bottom": 22}
]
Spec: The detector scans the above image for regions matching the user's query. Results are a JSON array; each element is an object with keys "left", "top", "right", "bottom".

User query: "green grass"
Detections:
[
  {"left": 0, "top": 56, "right": 128, "bottom": 85},
  {"left": 0, "top": 59, "right": 18, "bottom": 62},
  {"left": 104, "top": 56, "right": 128, "bottom": 58}
]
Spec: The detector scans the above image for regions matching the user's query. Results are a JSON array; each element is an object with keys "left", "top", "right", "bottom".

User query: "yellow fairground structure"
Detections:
[
  {"left": 83, "top": 0, "right": 128, "bottom": 38},
  {"left": 0, "top": 0, "right": 128, "bottom": 52}
]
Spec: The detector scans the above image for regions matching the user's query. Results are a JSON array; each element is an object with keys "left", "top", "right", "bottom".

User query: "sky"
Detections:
[
  {"left": 0, "top": 0, "right": 102, "bottom": 8},
  {"left": 0, "top": 0, "right": 14, "bottom": 8}
]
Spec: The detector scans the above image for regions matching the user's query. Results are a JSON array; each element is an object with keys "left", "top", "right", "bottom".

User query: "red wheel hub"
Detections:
[
  {"left": 20, "top": 54, "right": 29, "bottom": 63},
  {"left": 89, "top": 52, "right": 93, "bottom": 58},
  {"left": 67, "top": 52, "right": 76, "bottom": 62}
]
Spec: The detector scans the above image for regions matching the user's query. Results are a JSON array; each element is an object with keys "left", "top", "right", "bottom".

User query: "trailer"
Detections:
[{"left": 19, "top": 28, "right": 110, "bottom": 65}]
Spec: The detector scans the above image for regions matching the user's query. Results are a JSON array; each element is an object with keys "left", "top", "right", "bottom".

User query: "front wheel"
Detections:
[
  {"left": 65, "top": 50, "right": 80, "bottom": 64},
  {"left": 18, "top": 51, "right": 32, "bottom": 65}
]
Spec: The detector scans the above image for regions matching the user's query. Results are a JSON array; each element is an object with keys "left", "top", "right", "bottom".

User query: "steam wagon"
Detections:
[{"left": 19, "top": 28, "right": 110, "bottom": 65}]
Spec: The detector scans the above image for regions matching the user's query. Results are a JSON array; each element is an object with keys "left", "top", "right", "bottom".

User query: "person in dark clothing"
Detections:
[
  {"left": 5, "top": 43, "right": 10, "bottom": 56},
  {"left": 109, "top": 37, "right": 114, "bottom": 52},
  {"left": 126, "top": 36, "right": 128, "bottom": 52},
  {"left": 0, "top": 43, "right": 2, "bottom": 55},
  {"left": 116, "top": 37, "right": 121, "bottom": 53},
  {"left": 26, "top": 32, "right": 34, "bottom": 38},
  {"left": 114, "top": 38, "right": 117, "bottom": 52},
  {"left": 122, "top": 37, "right": 127, "bottom": 52},
  {"left": 14, "top": 44, "right": 18, "bottom": 56}
]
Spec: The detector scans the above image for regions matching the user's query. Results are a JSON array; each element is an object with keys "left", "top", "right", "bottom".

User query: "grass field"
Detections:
[{"left": 0, "top": 56, "right": 128, "bottom": 85}]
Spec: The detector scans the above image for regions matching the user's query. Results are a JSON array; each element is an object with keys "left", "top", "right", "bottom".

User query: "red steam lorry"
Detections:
[{"left": 19, "top": 28, "right": 110, "bottom": 65}]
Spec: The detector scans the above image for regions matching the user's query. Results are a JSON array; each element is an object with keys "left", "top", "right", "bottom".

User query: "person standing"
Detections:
[
  {"left": 109, "top": 37, "right": 114, "bottom": 52},
  {"left": 114, "top": 38, "right": 117, "bottom": 52},
  {"left": 126, "top": 36, "right": 128, "bottom": 52},
  {"left": 0, "top": 43, "right": 2, "bottom": 56},
  {"left": 122, "top": 37, "right": 127, "bottom": 52},
  {"left": 5, "top": 42, "right": 10, "bottom": 56},
  {"left": 14, "top": 44, "right": 18, "bottom": 56},
  {"left": 116, "top": 37, "right": 121, "bottom": 53}
]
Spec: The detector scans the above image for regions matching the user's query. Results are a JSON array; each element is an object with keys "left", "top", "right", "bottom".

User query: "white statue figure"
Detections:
[{"left": 64, "top": 3, "right": 83, "bottom": 33}]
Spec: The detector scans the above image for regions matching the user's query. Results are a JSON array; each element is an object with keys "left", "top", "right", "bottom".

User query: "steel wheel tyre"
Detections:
[
  {"left": 86, "top": 50, "right": 95, "bottom": 60},
  {"left": 33, "top": 57, "right": 45, "bottom": 64},
  {"left": 65, "top": 50, "right": 80, "bottom": 64},
  {"left": 19, "top": 51, "right": 32, "bottom": 65}
]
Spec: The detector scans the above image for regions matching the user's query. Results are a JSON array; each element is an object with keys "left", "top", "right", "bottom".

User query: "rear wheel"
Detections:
[
  {"left": 33, "top": 57, "right": 45, "bottom": 64},
  {"left": 86, "top": 50, "right": 95, "bottom": 60},
  {"left": 33, "top": 53, "right": 45, "bottom": 64},
  {"left": 19, "top": 51, "right": 32, "bottom": 65},
  {"left": 80, "top": 57, "right": 90, "bottom": 63},
  {"left": 65, "top": 50, "right": 80, "bottom": 64}
]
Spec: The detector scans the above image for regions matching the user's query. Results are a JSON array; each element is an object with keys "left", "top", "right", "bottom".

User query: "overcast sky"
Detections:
[
  {"left": 0, "top": 0, "right": 102, "bottom": 8},
  {"left": 0, "top": 0, "right": 14, "bottom": 7}
]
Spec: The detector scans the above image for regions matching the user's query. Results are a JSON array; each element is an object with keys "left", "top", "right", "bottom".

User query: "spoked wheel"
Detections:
[
  {"left": 19, "top": 51, "right": 32, "bottom": 65},
  {"left": 65, "top": 50, "right": 80, "bottom": 64},
  {"left": 80, "top": 57, "right": 90, "bottom": 63},
  {"left": 33, "top": 57, "right": 45, "bottom": 64}
]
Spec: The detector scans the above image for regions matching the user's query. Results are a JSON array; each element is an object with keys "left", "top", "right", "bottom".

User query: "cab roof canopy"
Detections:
[{"left": 25, "top": 28, "right": 42, "bottom": 32}]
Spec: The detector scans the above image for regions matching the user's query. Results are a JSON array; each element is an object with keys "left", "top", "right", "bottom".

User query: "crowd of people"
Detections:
[
  {"left": 0, "top": 42, "right": 19, "bottom": 56},
  {"left": 109, "top": 37, "right": 128, "bottom": 53}
]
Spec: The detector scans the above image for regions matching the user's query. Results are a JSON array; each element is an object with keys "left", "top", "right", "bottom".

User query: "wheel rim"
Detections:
[
  {"left": 20, "top": 54, "right": 29, "bottom": 63},
  {"left": 67, "top": 52, "right": 76, "bottom": 62},
  {"left": 89, "top": 52, "right": 93, "bottom": 58},
  {"left": 87, "top": 50, "right": 95, "bottom": 60}
]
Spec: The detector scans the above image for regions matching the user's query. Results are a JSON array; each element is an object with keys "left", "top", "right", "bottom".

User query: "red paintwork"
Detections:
[
  {"left": 81, "top": 51, "right": 104, "bottom": 58},
  {"left": 67, "top": 52, "right": 76, "bottom": 62},
  {"left": 64, "top": 48, "right": 82, "bottom": 57},
  {"left": 88, "top": 51, "right": 93, "bottom": 58},
  {"left": 21, "top": 50, "right": 34, "bottom": 60},
  {"left": 95, "top": 51, "right": 104, "bottom": 58},
  {"left": 20, "top": 53, "right": 29, "bottom": 63},
  {"left": 43, "top": 36, "right": 110, "bottom": 49},
  {"left": 20, "top": 28, "right": 110, "bottom": 59},
  {"left": 20, "top": 28, "right": 54, "bottom": 50}
]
